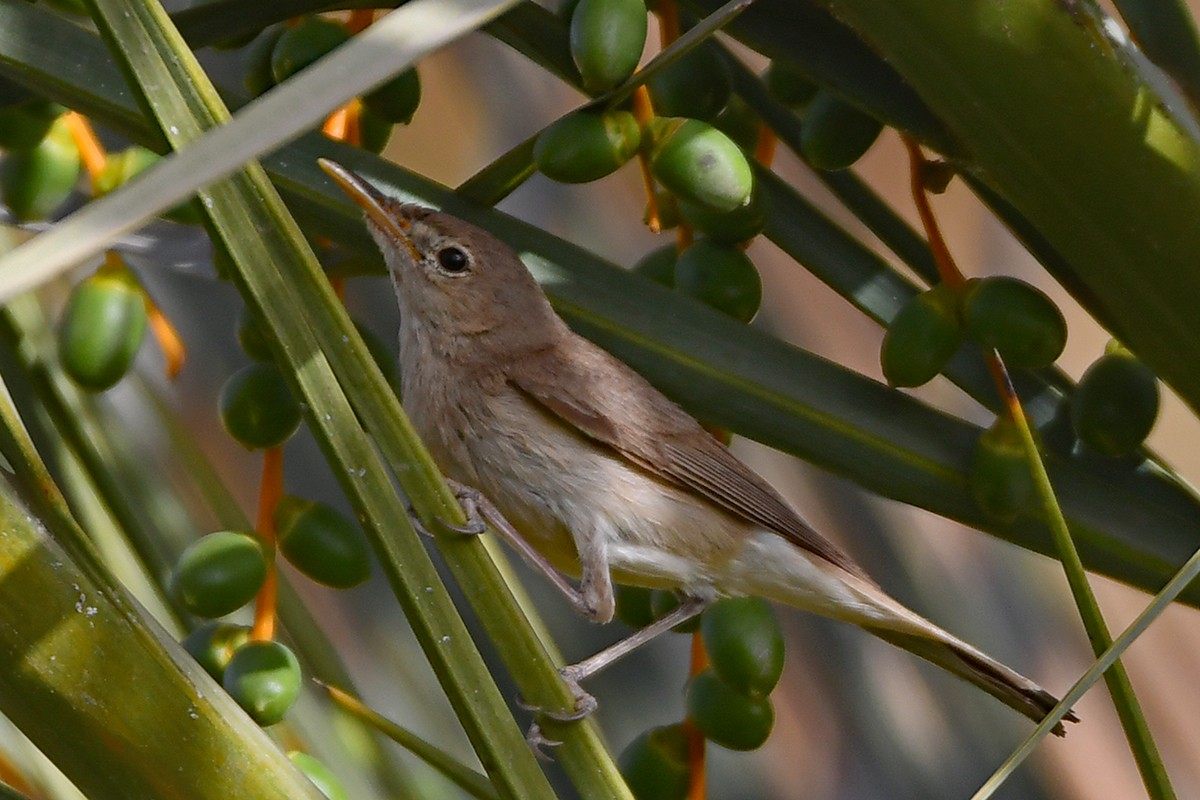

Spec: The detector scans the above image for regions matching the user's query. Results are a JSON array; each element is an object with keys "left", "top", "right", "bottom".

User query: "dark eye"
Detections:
[{"left": 437, "top": 247, "right": 469, "bottom": 273}]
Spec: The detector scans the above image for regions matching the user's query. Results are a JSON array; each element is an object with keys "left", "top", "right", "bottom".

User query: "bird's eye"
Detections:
[{"left": 436, "top": 246, "right": 469, "bottom": 273}]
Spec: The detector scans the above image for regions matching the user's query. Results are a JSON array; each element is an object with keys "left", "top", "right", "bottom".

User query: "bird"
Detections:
[{"left": 319, "top": 158, "right": 1074, "bottom": 734}]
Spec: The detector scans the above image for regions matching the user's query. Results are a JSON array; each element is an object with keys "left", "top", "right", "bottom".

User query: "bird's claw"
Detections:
[
  {"left": 525, "top": 723, "right": 563, "bottom": 761},
  {"left": 403, "top": 482, "right": 488, "bottom": 538},
  {"left": 516, "top": 670, "right": 599, "bottom": 756}
]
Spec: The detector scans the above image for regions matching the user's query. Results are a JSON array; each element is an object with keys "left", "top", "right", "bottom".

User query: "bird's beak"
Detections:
[{"left": 318, "top": 159, "right": 421, "bottom": 262}]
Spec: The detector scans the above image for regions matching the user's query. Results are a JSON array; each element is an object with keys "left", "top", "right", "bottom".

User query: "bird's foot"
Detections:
[
  {"left": 404, "top": 480, "right": 488, "bottom": 538},
  {"left": 517, "top": 669, "right": 599, "bottom": 757}
]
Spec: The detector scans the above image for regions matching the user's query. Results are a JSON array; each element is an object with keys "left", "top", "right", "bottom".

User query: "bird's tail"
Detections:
[
  {"left": 722, "top": 534, "right": 1076, "bottom": 732},
  {"left": 859, "top": 622, "right": 1077, "bottom": 735}
]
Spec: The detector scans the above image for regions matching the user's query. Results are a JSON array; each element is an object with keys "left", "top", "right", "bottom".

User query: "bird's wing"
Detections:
[{"left": 508, "top": 341, "right": 869, "bottom": 580}]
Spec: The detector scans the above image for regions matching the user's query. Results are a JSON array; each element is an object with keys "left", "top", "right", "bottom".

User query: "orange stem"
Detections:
[
  {"left": 754, "top": 125, "right": 777, "bottom": 168},
  {"left": 656, "top": 0, "right": 681, "bottom": 46},
  {"left": 250, "top": 446, "right": 284, "bottom": 642},
  {"left": 685, "top": 632, "right": 709, "bottom": 800},
  {"left": 631, "top": 86, "right": 664, "bottom": 234},
  {"left": 62, "top": 111, "right": 108, "bottom": 191},
  {"left": 143, "top": 293, "right": 186, "bottom": 379},
  {"left": 323, "top": 105, "right": 351, "bottom": 140},
  {"left": 330, "top": 276, "right": 347, "bottom": 301},
  {"left": 902, "top": 134, "right": 965, "bottom": 289},
  {"left": 346, "top": 9, "right": 375, "bottom": 33}
]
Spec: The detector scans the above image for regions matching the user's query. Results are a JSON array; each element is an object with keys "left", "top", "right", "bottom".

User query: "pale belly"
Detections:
[{"left": 408, "top": 381, "right": 750, "bottom": 594}]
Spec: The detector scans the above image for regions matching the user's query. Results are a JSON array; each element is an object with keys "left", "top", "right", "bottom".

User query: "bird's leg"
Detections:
[
  {"left": 420, "top": 479, "right": 608, "bottom": 621},
  {"left": 523, "top": 594, "right": 711, "bottom": 734}
]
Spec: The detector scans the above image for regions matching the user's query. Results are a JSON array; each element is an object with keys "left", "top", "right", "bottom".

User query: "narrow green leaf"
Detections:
[
  {"left": 0, "top": 388, "right": 325, "bottom": 800},
  {"left": 80, "top": 0, "right": 560, "bottom": 796}
]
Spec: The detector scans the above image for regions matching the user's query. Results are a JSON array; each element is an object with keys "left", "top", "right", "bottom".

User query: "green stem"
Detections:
[
  {"left": 999, "top": 361, "right": 1175, "bottom": 799},
  {"left": 973, "top": 541, "right": 1200, "bottom": 798}
]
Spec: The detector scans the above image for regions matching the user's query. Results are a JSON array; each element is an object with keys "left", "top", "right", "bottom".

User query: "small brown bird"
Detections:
[{"left": 320, "top": 159, "right": 1074, "bottom": 733}]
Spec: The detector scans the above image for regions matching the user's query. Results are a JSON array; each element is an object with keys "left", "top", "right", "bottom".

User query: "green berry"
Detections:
[
  {"left": 880, "top": 284, "right": 963, "bottom": 387},
  {"left": 686, "top": 668, "right": 774, "bottom": 750},
  {"left": 358, "top": 107, "right": 393, "bottom": 154},
  {"left": 219, "top": 363, "right": 302, "bottom": 449},
  {"left": 650, "top": 118, "right": 753, "bottom": 212},
  {"left": 271, "top": 18, "right": 350, "bottom": 84},
  {"left": 362, "top": 69, "right": 421, "bottom": 125},
  {"left": 961, "top": 276, "right": 1066, "bottom": 369},
  {"left": 1071, "top": 348, "right": 1159, "bottom": 457},
  {"left": 618, "top": 724, "right": 690, "bottom": 800},
  {"left": 674, "top": 239, "right": 762, "bottom": 323},
  {"left": 534, "top": 109, "right": 641, "bottom": 184},
  {"left": 712, "top": 94, "right": 761, "bottom": 154},
  {"left": 646, "top": 44, "right": 731, "bottom": 122},
  {"left": 677, "top": 181, "right": 769, "bottom": 245},
  {"left": 701, "top": 597, "right": 784, "bottom": 698},
  {"left": 615, "top": 586, "right": 656, "bottom": 629},
  {"left": 970, "top": 416, "right": 1036, "bottom": 521},
  {"left": 183, "top": 622, "right": 252, "bottom": 681},
  {"left": 650, "top": 590, "right": 702, "bottom": 633},
  {"left": 1, "top": 114, "right": 80, "bottom": 220},
  {"left": 800, "top": 90, "right": 883, "bottom": 171},
  {"left": 244, "top": 27, "right": 286, "bottom": 97},
  {"left": 0, "top": 99, "right": 61, "bottom": 151},
  {"left": 632, "top": 244, "right": 677, "bottom": 287},
  {"left": 764, "top": 61, "right": 818, "bottom": 109},
  {"left": 569, "top": 0, "right": 648, "bottom": 94},
  {"left": 223, "top": 640, "right": 301, "bottom": 726},
  {"left": 288, "top": 752, "right": 350, "bottom": 800},
  {"left": 171, "top": 531, "right": 268, "bottom": 618},
  {"left": 275, "top": 496, "right": 371, "bottom": 589},
  {"left": 57, "top": 265, "right": 148, "bottom": 391},
  {"left": 236, "top": 305, "right": 276, "bottom": 363}
]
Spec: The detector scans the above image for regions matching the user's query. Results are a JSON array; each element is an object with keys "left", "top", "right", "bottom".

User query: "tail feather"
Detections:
[{"left": 862, "top": 624, "right": 1078, "bottom": 735}]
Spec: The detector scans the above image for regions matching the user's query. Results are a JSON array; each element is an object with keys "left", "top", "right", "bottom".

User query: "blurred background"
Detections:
[{"left": 8, "top": 1, "right": 1200, "bottom": 798}]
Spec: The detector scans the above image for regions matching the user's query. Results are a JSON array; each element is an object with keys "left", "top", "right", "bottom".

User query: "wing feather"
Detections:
[{"left": 509, "top": 341, "right": 868, "bottom": 580}]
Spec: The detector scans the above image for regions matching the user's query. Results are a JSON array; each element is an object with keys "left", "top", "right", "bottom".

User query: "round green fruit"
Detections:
[
  {"left": 1, "top": 115, "right": 80, "bottom": 220},
  {"left": 183, "top": 622, "right": 252, "bottom": 681},
  {"left": 57, "top": 266, "right": 148, "bottom": 391},
  {"left": 358, "top": 107, "right": 394, "bottom": 154},
  {"left": 223, "top": 640, "right": 302, "bottom": 726},
  {"left": 615, "top": 585, "right": 656, "bottom": 629},
  {"left": 646, "top": 44, "right": 731, "bottom": 122},
  {"left": 799, "top": 90, "right": 883, "bottom": 171},
  {"left": 170, "top": 531, "right": 268, "bottom": 618},
  {"left": 970, "top": 416, "right": 1036, "bottom": 521},
  {"left": 534, "top": 109, "right": 641, "bottom": 183},
  {"left": 219, "top": 363, "right": 302, "bottom": 449},
  {"left": 271, "top": 18, "right": 350, "bottom": 84},
  {"left": 288, "top": 752, "right": 350, "bottom": 800},
  {"left": 686, "top": 668, "right": 774, "bottom": 751},
  {"left": 1071, "top": 349, "right": 1159, "bottom": 457},
  {"left": 961, "top": 276, "right": 1066, "bottom": 369},
  {"left": 362, "top": 68, "right": 421, "bottom": 125},
  {"left": 701, "top": 596, "right": 784, "bottom": 698},
  {"left": 712, "top": 94, "right": 761, "bottom": 154},
  {"left": 649, "top": 590, "right": 702, "bottom": 633},
  {"left": 632, "top": 244, "right": 677, "bottom": 287},
  {"left": 618, "top": 724, "right": 690, "bottom": 800},
  {"left": 569, "top": 0, "right": 648, "bottom": 94},
  {"left": 764, "top": 61, "right": 818, "bottom": 109},
  {"left": 275, "top": 495, "right": 371, "bottom": 589},
  {"left": 0, "top": 99, "right": 61, "bottom": 151},
  {"left": 650, "top": 118, "right": 753, "bottom": 212},
  {"left": 244, "top": 27, "right": 286, "bottom": 97},
  {"left": 674, "top": 239, "right": 762, "bottom": 323},
  {"left": 880, "top": 284, "right": 963, "bottom": 387},
  {"left": 677, "top": 181, "right": 768, "bottom": 244}
]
